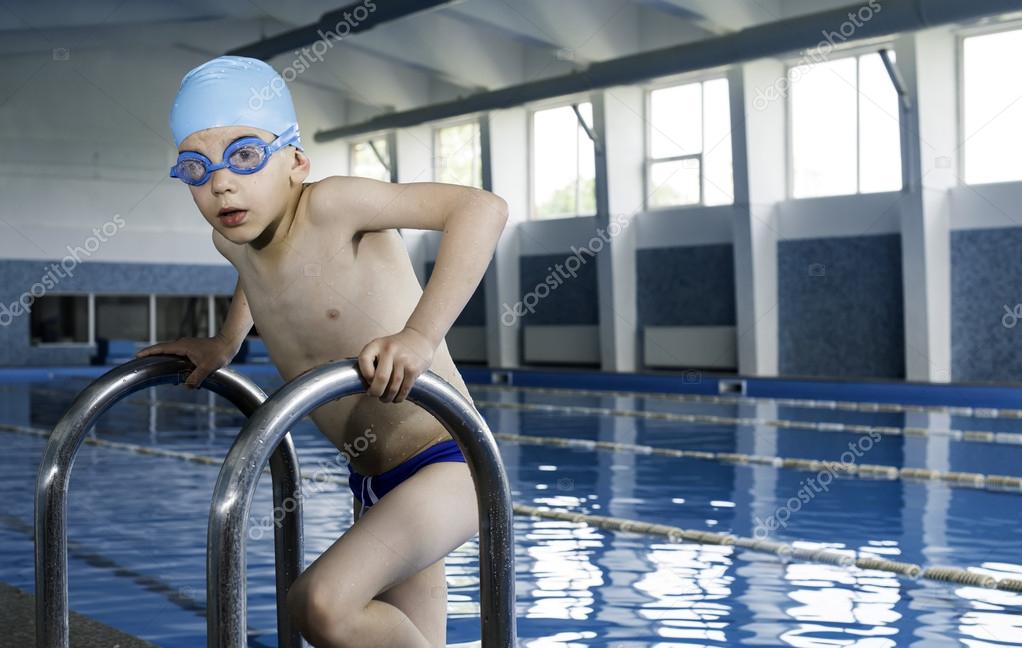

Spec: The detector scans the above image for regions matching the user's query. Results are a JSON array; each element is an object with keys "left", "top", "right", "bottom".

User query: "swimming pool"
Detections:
[{"left": 2, "top": 368, "right": 1021, "bottom": 646}]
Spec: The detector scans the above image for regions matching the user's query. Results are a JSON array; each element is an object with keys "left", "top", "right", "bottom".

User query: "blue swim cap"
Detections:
[{"left": 169, "top": 55, "right": 303, "bottom": 151}]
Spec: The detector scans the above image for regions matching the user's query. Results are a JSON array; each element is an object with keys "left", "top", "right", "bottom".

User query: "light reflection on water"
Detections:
[{"left": 0, "top": 377, "right": 1021, "bottom": 646}]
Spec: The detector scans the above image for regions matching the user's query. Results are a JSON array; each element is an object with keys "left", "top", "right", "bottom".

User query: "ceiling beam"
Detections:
[
  {"left": 226, "top": 0, "right": 457, "bottom": 60},
  {"left": 314, "top": 0, "right": 1022, "bottom": 141}
]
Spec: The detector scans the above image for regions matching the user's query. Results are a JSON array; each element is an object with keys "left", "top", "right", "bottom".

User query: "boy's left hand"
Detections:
[{"left": 358, "top": 326, "right": 436, "bottom": 403}]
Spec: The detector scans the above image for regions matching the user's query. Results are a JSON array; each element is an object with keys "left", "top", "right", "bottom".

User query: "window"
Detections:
[
  {"left": 30, "top": 295, "right": 88, "bottom": 345},
  {"left": 531, "top": 102, "right": 596, "bottom": 219},
  {"left": 95, "top": 296, "right": 149, "bottom": 342},
  {"left": 434, "top": 121, "right": 482, "bottom": 188},
  {"left": 790, "top": 52, "right": 901, "bottom": 198},
  {"left": 349, "top": 137, "right": 391, "bottom": 182},
  {"left": 963, "top": 28, "right": 1022, "bottom": 185},
  {"left": 647, "top": 77, "right": 734, "bottom": 208},
  {"left": 156, "top": 296, "right": 210, "bottom": 340}
]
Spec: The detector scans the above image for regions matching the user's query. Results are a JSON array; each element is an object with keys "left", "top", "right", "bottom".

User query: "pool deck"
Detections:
[{"left": 0, "top": 581, "right": 156, "bottom": 647}]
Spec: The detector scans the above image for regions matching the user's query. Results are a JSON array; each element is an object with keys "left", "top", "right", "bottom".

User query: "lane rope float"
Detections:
[
  {"left": 32, "top": 385, "right": 1022, "bottom": 448},
  {"left": 471, "top": 397, "right": 1022, "bottom": 447},
  {"left": 23, "top": 392, "right": 1022, "bottom": 493},
  {"left": 468, "top": 382, "right": 1022, "bottom": 421},
  {"left": 4, "top": 422, "right": 1020, "bottom": 594}
]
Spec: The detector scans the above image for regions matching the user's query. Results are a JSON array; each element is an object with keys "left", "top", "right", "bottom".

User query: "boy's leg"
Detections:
[
  {"left": 353, "top": 497, "right": 449, "bottom": 647},
  {"left": 287, "top": 461, "right": 477, "bottom": 648}
]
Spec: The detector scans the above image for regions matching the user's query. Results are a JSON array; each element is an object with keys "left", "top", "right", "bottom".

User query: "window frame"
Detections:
[
  {"left": 30, "top": 292, "right": 229, "bottom": 348},
  {"left": 526, "top": 92, "right": 596, "bottom": 221},
  {"left": 956, "top": 19, "right": 1022, "bottom": 187},
  {"left": 347, "top": 132, "right": 393, "bottom": 182},
  {"left": 28, "top": 292, "right": 93, "bottom": 347},
  {"left": 784, "top": 41, "right": 902, "bottom": 200},
  {"left": 431, "top": 115, "right": 484, "bottom": 188},
  {"left": 642, "top": 69, "right": 733, "bottom": 212}
]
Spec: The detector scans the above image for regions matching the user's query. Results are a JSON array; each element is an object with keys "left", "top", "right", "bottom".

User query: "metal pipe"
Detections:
[
  {"left": 879, "top": 48, "right": 910, "bottom": 110},
  {"left": 207, "top": 359, "right": 516, "bottom": 647},
  {"left": 34, "top": 355, "right": 304, "bottom": 648},
  {"left": 315, "top": 0, "right": 1022, "bottom": 141},
  {"left": 226, "top": 0, "right": 456, "bottom": 60}
]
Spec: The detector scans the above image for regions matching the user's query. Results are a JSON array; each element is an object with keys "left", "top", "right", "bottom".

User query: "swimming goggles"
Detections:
[{"left": 169, "top": 124, "right": 300, "bottom": 186}]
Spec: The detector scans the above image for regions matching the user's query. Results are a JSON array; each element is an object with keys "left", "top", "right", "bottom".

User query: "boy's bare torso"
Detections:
[{"left": 214, "top": 181, "right": 473, "bottom": 476}]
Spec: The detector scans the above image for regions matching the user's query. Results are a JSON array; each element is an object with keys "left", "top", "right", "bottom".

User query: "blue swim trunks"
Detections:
[{"left": 348, "top": 438, "right": 466, "bottom": 515}]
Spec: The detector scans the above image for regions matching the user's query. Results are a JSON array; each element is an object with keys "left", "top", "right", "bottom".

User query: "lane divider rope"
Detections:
[
  {"left": 31, "top": 386, "right": 1022, "bottom": 447},
  {"left": 21, "top": 392, "right": 1022, "bottom": 492},
  {"left": 5, "top": 422, "right": 1019, "bottom": 594},
  {"left": 491, "top": 432, "right": 1022, "bottom": 493},
  {"left": 470, "top": 397, "right": 1022, "bottom": 447},
  {"left": 468, "top": 382, "right": 1022, "bottom": 421}
]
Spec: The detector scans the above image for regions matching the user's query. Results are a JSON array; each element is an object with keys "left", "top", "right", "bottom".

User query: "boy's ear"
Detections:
[{"left": 289, "top": 148, "right": 311, "bottom": 183}]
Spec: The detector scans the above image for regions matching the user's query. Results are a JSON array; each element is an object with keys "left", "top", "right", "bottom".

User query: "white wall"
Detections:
[{"left": 0, "top": 45, "right": 350, "bottom": 265}]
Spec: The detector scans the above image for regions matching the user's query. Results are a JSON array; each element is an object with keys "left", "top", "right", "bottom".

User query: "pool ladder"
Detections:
[{"left": 35, "top": 356, "right": 517, "bottom": 647}]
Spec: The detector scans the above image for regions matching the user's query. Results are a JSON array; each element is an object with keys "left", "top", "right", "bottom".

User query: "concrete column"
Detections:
[
  {"left": 896, "top": 30, "right": 954, "bottom": 382},
  {"left": 483, "top": 109, "right": 528, "bottom": 368},
  {"left": 592, "top": 87, "right": 644, "bottom": 372},
  {"left": 729, "top": 62, "right": 783, "bottom": 376}
]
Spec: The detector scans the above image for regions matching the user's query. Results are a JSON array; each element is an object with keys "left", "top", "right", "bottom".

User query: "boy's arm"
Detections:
[
  {"left": 309, "top": 176, "right": 509, "bottom": 402},
  {"left": 215, "top": 278, "right": 255, "bottom": 356}
]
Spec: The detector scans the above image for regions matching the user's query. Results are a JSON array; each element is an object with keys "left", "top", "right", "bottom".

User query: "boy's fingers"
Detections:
[
  {"left": 357, "top": 344, "right": 379, "bottom": 384},
  {"left": 369, "top": 353, "right": 393, "bottom": 397},
  {"left": 394, "top": 373, "right": 416, "bottom": 403},
  {"left": 383, "top": 367, "right": 403, "bottom": 402}
]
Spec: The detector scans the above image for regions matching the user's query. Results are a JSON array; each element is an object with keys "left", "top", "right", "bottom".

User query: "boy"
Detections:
[{"left": 136, "top": 55, "right": 508, "bottom": 647}]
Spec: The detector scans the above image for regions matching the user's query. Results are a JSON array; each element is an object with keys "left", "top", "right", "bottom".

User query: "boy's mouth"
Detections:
[{"left": 218, "top": 208, "right": 248, "bottom": 227}]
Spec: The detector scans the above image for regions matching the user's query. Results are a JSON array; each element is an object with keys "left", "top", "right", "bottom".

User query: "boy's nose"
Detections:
[{"left": 209, "top": 166, "right": 237, "bottom": 193}]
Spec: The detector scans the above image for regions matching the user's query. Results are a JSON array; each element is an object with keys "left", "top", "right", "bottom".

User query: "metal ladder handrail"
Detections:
[
  {"left": 207, "top": 358, "right": 517, "bottom": 647},
  {"left": 34, "top": 355, "right": 305, "bottom": 648}
]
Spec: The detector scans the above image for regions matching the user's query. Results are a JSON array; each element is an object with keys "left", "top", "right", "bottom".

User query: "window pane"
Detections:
[
  {"left": 95, "top": 296, "right": 149, "bottom": 342},
  {"left": 533, "top": 102, "right": 596, "bottom": 219},
  {"left": 30, "top": 295, "right": 88, "bottom": 344},
  {"left": 650, "top": 82, "right": 702, "bottom": 158},
  {"left": 156, "top": 296, "right": 210, "bottom": 340},
  {"left": 436, "top": 122, "right": 482, "bottom": 188},
  {"left": 351, "top": 138, "right": 390, "bottom": 182},
  {"left": 964, "top": 29, "right": 1022, "bottom": 184},
  {"left": 702, "top": 78, "right": 734, "bottom": 205},
  {"left": 791, "top": 57, "right": 858, "bottom": 198},
  {"left": 859, "top": 53, "right": 902, "bottom": 193},
  {"left": 649, "top": 158, "right": 700, "bottom": 207}
]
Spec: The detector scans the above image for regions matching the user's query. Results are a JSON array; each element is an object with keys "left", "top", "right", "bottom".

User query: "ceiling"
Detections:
[{"left": 0, "top": 0, "right": 875, "bottom": 127}]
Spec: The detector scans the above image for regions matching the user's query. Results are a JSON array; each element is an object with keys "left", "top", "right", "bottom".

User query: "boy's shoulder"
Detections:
[{"left": 304, "top": 174, "right": 382, "bottom": 226}]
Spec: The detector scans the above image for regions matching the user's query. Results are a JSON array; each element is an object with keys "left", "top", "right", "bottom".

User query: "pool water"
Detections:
[{"left": 1, "top": 371, "right": 1021, "bottom": 647}]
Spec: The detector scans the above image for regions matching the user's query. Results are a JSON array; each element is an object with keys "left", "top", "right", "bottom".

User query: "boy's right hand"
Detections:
[{"left": 134, "top": 336, "right": 237, "bottom": 390}]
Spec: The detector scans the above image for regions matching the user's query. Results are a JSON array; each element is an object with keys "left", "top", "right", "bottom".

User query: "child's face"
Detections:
[{"left": 177, "top": 125, "right": 309, "bottom": 244}]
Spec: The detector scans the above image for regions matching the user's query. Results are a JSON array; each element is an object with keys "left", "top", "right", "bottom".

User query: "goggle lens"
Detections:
[
  {"left": 175, "top": 158, "right": 207, "bottom": 184},
  {"left": 228, "top": 143, "right": 266, "bottom": 170}
]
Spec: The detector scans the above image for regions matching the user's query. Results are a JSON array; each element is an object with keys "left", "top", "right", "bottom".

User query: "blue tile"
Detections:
[
  {"left": 0, "top": 260, "right": 236, "bottom": 366},
  {"left": 517, "top": 253, "right": 598, "bottom": 325},
  {"left": 778, "top": 234, "right": 905, "bottom": 379},
  {"left": 636, "top": 245, "right": 736, "bottom": 326},
  {"left": 951, "top": 227, "right": 1022, "bottom": 382}
]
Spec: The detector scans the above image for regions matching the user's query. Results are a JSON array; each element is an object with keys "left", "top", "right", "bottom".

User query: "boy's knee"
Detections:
[{"left": 288, "top": 579, "right": 366, "bottom": 646}]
